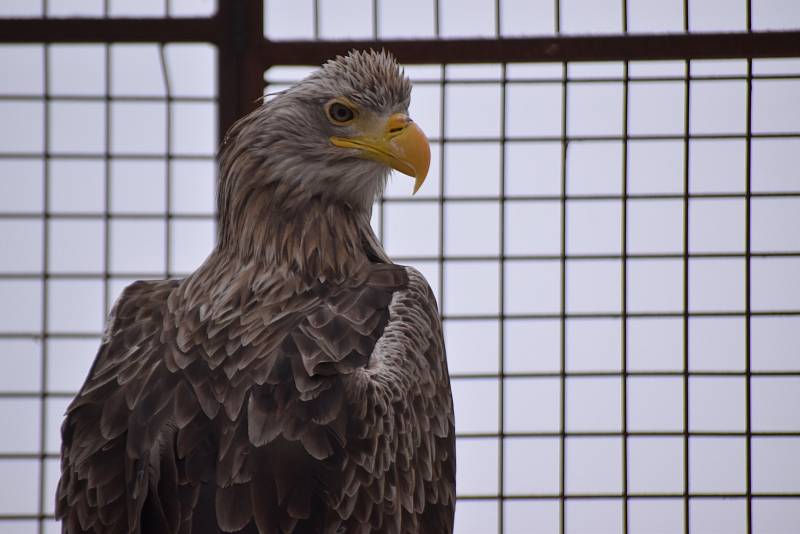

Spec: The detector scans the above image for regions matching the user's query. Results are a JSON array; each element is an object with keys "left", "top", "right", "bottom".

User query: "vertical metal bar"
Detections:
[
  {"left": 744, "top": 57, "right": 754, "bottom": 534},
  {"left": 559, "top": 69, "right": 569, "bottom": 534},
  {"left": 621, "top": 56, "right": 630, "bottom": 534},
  {"left": 372, "top": 0, "right": 378, "bottom": 38},
  {"left": 682, "top": 43, "right": 692, "bottom": 534},
  {"left": 313, "top": 0, "right": 320, "bottom": 40},
  {"left": 433, "top": 0, "right": 440, "bottom": 39},
  {"left": 103, "top": 5, "right": 112, "bottom": 324},
  {"left": 38, "top": 25, "right": 50, "bottom": 534},
  {"left": 164, "top": 0, "right": 172, "bottom": 282},
  {"left": 682, "top": 81, "right": 692, "bottom": 532},
  {"left": 497, "top": 80, "right": 507, "bottom": 534},
  {"left": 620, "top": 2, "right": 629, "bottom": 533},
  {"left": 554, "top": 3, "right": 567, "bottom": 534},
  {"left": 681, "top": 5, "right": 691, "bottom": 534},
  {"left": 496, "top": 5, "right": 506, "bottom": 534},
  {"left": 554, "top": 0, "right": 561, "bottom": 36},
  {"left": 373, "top": 0, "right": 385, "bottom": 246},
  {"left": 744, "top": 4, "right": 754, "bottom": 534},
  {"left": 159, "top": 46, "right": 172, "bottom": 279},
  {"left": 435, "top": 0, "right": 445, "bottom": 317}
]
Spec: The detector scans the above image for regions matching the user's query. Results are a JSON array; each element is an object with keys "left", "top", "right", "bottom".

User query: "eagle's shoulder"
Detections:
[
  {"left": 395, "top": 264, "right": 438, "bottom": 307},
  {"left": 78, "top": 278, "right": 179, "bottom": 394},
  {"left": 343, "top": 263, "right": 455, "bottom": 533},
  {"left": 102, "top": 278, "right": 178, "bottom": 341},
  {"left": 370, "top": 263, "right": 443, "bottom": 359}
]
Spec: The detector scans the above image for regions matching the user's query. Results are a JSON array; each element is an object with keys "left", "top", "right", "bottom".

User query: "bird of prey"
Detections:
[{"left": 56, "top": 50, "right": 456, "bottom": 534}]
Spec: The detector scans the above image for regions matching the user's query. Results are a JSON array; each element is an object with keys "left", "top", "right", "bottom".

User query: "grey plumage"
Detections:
[{"left": 56, "top": 50, "right": 456, "bottom": 534}]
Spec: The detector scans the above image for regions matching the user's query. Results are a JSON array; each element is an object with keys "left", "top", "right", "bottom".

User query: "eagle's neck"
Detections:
[
  {"left": 210, "top": 109, "right": 391, "bottom": 286},
  {"left": 214, "top": 181, "right": 387, "bottom": 284}
]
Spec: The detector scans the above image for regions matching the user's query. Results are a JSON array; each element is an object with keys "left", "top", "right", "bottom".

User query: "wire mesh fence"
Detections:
[
  {"left": 0, "top": 37, "right": 219, "bottom": 534},
  {"left": 0, "top": 1, "right": 799, "bottom": 533}
]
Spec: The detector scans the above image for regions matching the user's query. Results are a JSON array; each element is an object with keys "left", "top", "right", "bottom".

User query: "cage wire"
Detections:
[{"left": 1, "top": 1, "right": 799, "bottom": 533}]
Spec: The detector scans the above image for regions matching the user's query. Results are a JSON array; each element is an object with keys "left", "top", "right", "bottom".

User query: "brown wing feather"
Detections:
[
  {"left": 57, "top": 263, "right": 454, "bottom": 534},
  {"left": 57, "top": 280, "right": 180, "bottom": 534},
  {"left": 335, "top": 267, "right": 456, "bottom": 534}
]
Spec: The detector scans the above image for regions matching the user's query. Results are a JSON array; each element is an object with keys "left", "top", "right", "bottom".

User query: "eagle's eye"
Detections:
[{"left": 327, "top": 101, "right": 355, "bottom": 124}]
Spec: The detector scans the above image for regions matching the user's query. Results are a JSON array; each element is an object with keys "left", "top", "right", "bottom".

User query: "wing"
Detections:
[
  {"left": 331, "top": 266, "right": 456, "bottom": 534},
  {"left": 56, "top": 279, "right": 190, "bottom": 534},
  {"left": 56, "top": 264, "right": 455, "bottom": 534},
  {"left": 238, "top": 264, "right": 456, "bottom": 534}
]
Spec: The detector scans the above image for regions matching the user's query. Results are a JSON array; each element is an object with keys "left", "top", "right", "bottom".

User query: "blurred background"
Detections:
[{"left": 1, "top": 0, "right": 799, "bottom": 533}]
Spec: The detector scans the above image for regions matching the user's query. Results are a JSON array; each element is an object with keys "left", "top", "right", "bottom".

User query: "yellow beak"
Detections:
[{"left": 330, "top": 113, "right": 431, "bottom": 194}]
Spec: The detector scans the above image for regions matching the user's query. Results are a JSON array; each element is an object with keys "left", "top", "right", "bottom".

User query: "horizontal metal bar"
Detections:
[
  {"left": 0, "top": 453, "right": 60, "bottom": 459},
  {"left": 0, "top": 332, "right": 102, "bottom": 339},
  {"left": 1, "top": 17, "right": 798, "bottom": 66},
  {"left": 0, "top": 94, "right": 216, "bottom": 102},
  {"left": 386, "top": 192, "right": 800, "bottom": 202},
  {"left": 0, "top": 16, "right": 219, "bottom": 43},
  {"left": 415, "top": 132, "right": 800, "bottom": 143},
  {"left": 449, "top": 370, "right": 800, "bottom": 379},
  {"left": 455, "top": 493, "right": 800, "bottom": 501},
  {"left": 454, "top": 431, "right": 800, "bottom": 439},
  {"left": 265, "top": 73, "right": 800, "bottom": 85},
  {"left": 389, "top": 252, "right": 800, "bottom": 262},
  {"left": 0, "top": 273, "right": 195, "bottom": 280},
  {"left": 260, "top": 31, "right": 800, "bottom": 66},
  {"left": 0, "top": 153, "right": 214, "bottom": 160},
  {"left": 0, "top": 515, "right": 56, "bottom": 521},
  {"left": 0, "top": 213, "right": 214, "bottom": 220},
  {"left": 0, "top": 392, "right": 77, "bottom": 399},
  {"left": 440, "top": 310, "right": 800, "bottom": 320}
]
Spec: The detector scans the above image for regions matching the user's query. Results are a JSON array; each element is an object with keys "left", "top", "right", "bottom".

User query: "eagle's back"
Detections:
[{"left": 56, "top": 264, "right": 455, "bottom": 534}]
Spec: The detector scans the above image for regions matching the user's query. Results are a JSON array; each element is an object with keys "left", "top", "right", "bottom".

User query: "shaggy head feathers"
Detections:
[
  {"left": 218, "top": 50, "right": 412, "bottom": 212},
  {"left": 307, "top": 50, "right": 412, "bottom": 111}
]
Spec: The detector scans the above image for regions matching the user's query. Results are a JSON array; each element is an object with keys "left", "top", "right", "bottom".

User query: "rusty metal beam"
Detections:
[
  {"left": 0, "top": 16, "right": 219, "bottom": 43},
  {"left": 2, "top": 14, "right": 797, "bottom": 65},
  {"left": 260, "top": 31, "right": 800, "bottom": 66}
]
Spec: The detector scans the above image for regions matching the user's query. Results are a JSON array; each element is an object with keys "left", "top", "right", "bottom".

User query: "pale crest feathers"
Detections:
[{"left": 310, "top": 50, "right": 412, "bottom": 110}]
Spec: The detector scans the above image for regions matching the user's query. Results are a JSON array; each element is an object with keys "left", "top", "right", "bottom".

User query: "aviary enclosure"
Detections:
[{"left": 0, "top": 0, "right": 799, "bottom": 532}]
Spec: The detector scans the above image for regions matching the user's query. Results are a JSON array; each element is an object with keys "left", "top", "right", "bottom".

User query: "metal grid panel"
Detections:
[
  {"left": 0, "top": 4, "right": 218, "bottom": 534},
  {"left": 1, "top": 1, "right": 800, "bottom": 533}
]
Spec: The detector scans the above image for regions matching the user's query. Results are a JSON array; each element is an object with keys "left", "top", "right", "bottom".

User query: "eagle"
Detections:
[{"left": 56, "top": 50, "right": 456, "bottom": 534}]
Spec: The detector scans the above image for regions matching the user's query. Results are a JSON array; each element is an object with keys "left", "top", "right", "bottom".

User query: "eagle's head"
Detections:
[{"left": 219, "top": 50, "right": 430, "bottom": 215}]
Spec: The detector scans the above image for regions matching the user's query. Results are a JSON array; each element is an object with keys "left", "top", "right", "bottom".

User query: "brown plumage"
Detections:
[{"left": 56, "top": 50, "right": 456, "bottom": 534}]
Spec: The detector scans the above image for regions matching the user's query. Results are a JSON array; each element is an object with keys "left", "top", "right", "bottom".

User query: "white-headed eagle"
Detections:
[{"left": 56, "top": 50, "right": 456, "bottom": 534}]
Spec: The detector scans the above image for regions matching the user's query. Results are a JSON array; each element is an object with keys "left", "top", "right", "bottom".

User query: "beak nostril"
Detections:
[{"left": 387, "top": 114, "right": 411, "bottom": 136}]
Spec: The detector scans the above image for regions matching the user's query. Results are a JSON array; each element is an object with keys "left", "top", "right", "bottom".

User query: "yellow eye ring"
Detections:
[{"left": 326, "top": 101, "right": 356, "bottom": 124}]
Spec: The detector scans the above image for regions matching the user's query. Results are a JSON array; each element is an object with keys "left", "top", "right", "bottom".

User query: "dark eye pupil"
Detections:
[{"left": 330, "top": 103, "right": 353, "bottom": 122}]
